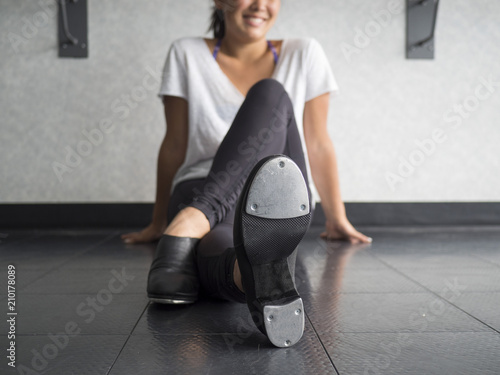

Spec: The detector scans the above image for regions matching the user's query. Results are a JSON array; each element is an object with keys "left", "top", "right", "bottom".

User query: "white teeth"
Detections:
[{"left": 246, "top": 17, "right": 264, "bottom": 24}]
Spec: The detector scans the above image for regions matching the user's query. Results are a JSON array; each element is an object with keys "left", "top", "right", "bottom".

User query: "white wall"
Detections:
[{"left": 1, "top": 0, "right": 499, "bottom": 203}]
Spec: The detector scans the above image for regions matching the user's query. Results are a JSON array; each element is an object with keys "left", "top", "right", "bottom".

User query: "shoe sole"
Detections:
[
  {"left": 148, "top": 296, "right": 195, "bottom": 304},
  {"left": 234, "top": 155, "right": 311, "bottom": 348}
]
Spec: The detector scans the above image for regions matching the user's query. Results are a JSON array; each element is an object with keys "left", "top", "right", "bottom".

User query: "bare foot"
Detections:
[
  {"left": 233, "top": 259, "right": 244, "bottom": 293},
  {"left": 164, "top": 207, "right": 211, "bottom": 239}
]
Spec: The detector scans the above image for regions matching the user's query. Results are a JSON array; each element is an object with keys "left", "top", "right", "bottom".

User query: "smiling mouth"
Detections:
[{"left": 243, "top": 15, "right": 268, "bottom": 26}]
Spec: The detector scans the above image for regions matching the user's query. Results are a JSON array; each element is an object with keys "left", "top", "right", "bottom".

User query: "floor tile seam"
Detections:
[
  {"left": 302, "top": 289, "right": 500, "bottom": 296},
  {"left": 128, "top": 332, "right": 338, "bottom": 336},
  {"left": 358, "top": 248, "right": 393, "bottom": 267},
  {"left": 306, "top": 291, "right": 439, "bottom": 297},
  {"left": 35, "top": 267, "right": 151, "bottom": 271},
  {"left": 304, "top": 312, "right": 340, "bottom": 375},
  {"left": 106, "top": 300, "right": 150, "bottom": 375},
  {"left": 296, "top": 266, "right": 392, "bottom": 270},
  {"left": 13, "top": 333, "right": 131, "bottom": 337},
  {"left": 368, "top": 254, "right": 498, "bottom": 289},
  {"left": 471, "top": 255, "right": 500, "bottom": 269},
  {"left": 129, "top": 333, "right": 274, "bottom": 336},
  {"left": 300, "top": 235, "right": 387, "bottom": 271},
  {"left": 16, "top": 292, "right": 147, "bottom": 295},
  {"left": 311, "top": 329, "right": 496, "bottom": 334},
  {"left": 0, "top": 230, "right": 118, "bottom": 253},
  {"left": 297, "top": 247, "right": 392, "bottom": 272},
  {"left": 303, "top": 290, "right": 436, "bottom": 296},
  {"left": 350, "top": 225, "right": 500, "bottom": 233},
  {"left": 380, "top": 266, "right": 500, "bottom": 271},
  {"left": 17, "top": 331, "right": 496, "bottom": 340},
  {"left": 42, "top": 266, "right": 151, "bottom": 270},
  {"left": 366, "top": 253, "right": 500, "bottom": 335},
  {"left": 16, "top": 231, "right": 122, "bottom": 293},
  {"left": 127, "top": 329, "right": 494, "bottom": 336},
  {"left": 12, "top": 229, "right": 126, "bottom": 236},
  {"left": 0, "top": 233, "right": 44, "bottom": 250},
  {"left": 124, "top": 328, "right": 500, "bottom": 336},
  {"left": 304, "top": 291, "right": 500, "bottom": 297},
  {"left": 59, "top": 230, "right": 123, "bottom": 259}
]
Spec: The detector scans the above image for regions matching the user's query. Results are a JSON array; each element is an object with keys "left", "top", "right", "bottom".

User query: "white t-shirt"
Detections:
[{"left": 158, "top": 36, "right": 339, "bottom": 203}]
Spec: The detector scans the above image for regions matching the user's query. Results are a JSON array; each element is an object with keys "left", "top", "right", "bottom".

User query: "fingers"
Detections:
[
  {"left": 320, "top": 231, "right": 340, "bottom": 241},
  {"left": 320, "top": 230, "right": 372, "bottom": 244},
  {"left": 343, "top": 230, "right": 368, "bottom": 244},
  {"left": 321, "top": 230, "right": 349, "bottom": 241},
  {"left": 121, "top": 232, "right": 140, "bottom": 244},
  {"left": 349, "top": 230, "right": 372, "bottom": 244},
  {"left": 357, "top": 231, "right": 373, "bottom": 243}
]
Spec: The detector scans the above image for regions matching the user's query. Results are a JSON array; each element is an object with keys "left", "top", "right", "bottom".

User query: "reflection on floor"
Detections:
[{"left": 1, "top": 226, "right": 499, "bottom": 374}]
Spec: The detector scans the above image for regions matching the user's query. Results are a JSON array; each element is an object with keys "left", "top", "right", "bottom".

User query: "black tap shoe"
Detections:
[
  {"left": 147, "top": 234, "right": 200, "bottom": 304},
  {"left": 233, "top": 155, "right": 312, "bottom": 347}
]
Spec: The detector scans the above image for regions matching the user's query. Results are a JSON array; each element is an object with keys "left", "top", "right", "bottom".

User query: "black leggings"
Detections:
[{"left": 167, "top": 78, "right": 312, "bottom": 303}]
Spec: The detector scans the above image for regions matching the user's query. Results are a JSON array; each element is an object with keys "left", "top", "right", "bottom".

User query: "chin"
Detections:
[{"left": 239, "top": 26, "right": 269, "bottom": 39}]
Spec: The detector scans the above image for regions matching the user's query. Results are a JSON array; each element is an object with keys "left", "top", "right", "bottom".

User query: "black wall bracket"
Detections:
[
  {"left": 406, "top": 0, "right": 439, "bottom": 59},
  {"left": 58, "top": 0, "right": 88, "bottom": 58}
]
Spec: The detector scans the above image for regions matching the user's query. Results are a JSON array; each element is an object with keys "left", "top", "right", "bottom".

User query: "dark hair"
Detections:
[{"left": 207, "top": 6, "right": 225, "bottom": 39}]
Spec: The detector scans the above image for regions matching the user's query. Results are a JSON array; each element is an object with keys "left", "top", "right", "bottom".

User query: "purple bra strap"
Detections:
[
  {"left": 213, "top": 38, "right": 279, "bottom": 64},
  {"left": 212, "top": 38, "right": 223, "bottom": 59},
  {"left": 267, "top": 40, "right": 278, "bottom": 64}
]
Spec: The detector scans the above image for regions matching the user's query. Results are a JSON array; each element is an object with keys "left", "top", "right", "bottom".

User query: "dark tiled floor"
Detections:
[{"left": 1, "top": 226, "right": 499, "bottom": 374}]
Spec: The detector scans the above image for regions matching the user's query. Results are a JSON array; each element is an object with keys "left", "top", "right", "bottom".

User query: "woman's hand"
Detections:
[
  {"left": 121, "top": 222, "right": 166, "bottom": 244},
  {"left": 320, "top": 217, "right": 372, "bottom": 244}
]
